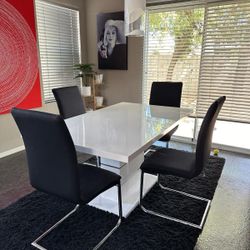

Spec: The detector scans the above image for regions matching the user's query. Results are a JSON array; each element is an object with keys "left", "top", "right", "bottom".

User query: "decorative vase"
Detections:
[
  {"left": 95, "top": 96, "right": 104, "bottom": 107},
  {"left": 81, "top": 86, "right": 91, "bottom": 96},
  {"left": 95, "top": 74, "right": 103, "bottom": 84}
]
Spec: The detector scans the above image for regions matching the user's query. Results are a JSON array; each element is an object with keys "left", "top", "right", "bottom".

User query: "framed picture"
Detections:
[
  {"left": 0, "top": 0, "right": 42, "bottom": 114},
  {"left": 97, "top": 11, "right": 128, "bottom": 70}
]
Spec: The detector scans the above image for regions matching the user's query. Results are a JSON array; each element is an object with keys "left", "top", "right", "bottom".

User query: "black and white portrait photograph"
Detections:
[{"left": 97, "top": 11, "right": 128, "bottom": 70}]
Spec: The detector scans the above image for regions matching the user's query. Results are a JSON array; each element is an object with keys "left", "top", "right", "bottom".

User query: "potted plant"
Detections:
[
  {"left": 95, "top": 96, "right": 104, "bottom": 107},
  {"left": 74, "top": 63, "right": 95, "bottom": 96},
  {"left": 95, "top": 73, "right": 104, "bottom": 84}
]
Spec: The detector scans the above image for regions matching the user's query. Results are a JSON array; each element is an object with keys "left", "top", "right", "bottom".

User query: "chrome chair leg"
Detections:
[
  {"left": 140, "top": 172, "right": 211, "bottom": 229},
  {"left": 144, "top": 141, "right": 169, "bottom": 157},
  {"left": 144, "top": 148, "right": 156, "bottom": 156},
  {"left": 96, "top": 156, "right": 101, "bottom": 167},
  {"left": 79, "top": 156, "right": 100, "bottom": 167},
  {"left": 93, "top": 183, "right": 123, "bottom": 250},
  {"left": 83, "top": 162, "right": 97, "bottom": 167},
  {"left": 139, "top": 170, "right": 144, "bottom": 206},
  {"left": 31, "top": 204, "right": 80, "bottom": 250},
  {"left": 32, "top": 183, "right": 123, "bottom": 250}
]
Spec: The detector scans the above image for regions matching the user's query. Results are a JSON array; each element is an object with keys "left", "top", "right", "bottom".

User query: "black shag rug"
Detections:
[{"left": 0, "top": 156, "right": 225, "bottom": 250}]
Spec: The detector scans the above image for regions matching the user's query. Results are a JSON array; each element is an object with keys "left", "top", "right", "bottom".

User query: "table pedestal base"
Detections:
[{"left": 88, "top": 153, "right": 157, "bottom": 218}]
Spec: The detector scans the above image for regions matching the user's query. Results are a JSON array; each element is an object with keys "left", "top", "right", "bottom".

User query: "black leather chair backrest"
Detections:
[
  {"left": 52, "top": 86, "right": 86, "bottom": 119},
  {"left": 195, "top": 96, "right": 226, "bottom": 176},
  {"left": 11, "top": 108, "right": 80, "bottom": 203},
  {"left": 149, "top": 82, "right": 183, "bottom": 107}
]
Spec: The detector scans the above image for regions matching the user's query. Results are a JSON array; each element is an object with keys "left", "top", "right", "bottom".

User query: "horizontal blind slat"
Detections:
[
  {"left": 143, "top": 8, "right": 204, "bottom": 108},
  {"left": 36, "top": 0, "right": 81, "bottom": 103},
  {"left": 197, "top": 1, "right": 250, "bottom": 123}
]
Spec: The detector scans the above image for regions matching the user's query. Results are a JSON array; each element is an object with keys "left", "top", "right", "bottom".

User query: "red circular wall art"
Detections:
[{"left": 0, "top": 0, "right": 40, "bottom": 114}]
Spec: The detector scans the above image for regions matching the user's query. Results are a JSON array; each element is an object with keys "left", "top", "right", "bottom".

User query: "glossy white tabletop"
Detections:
[{"left": 65, "top": 102, "right": 192, "bottom": 163}]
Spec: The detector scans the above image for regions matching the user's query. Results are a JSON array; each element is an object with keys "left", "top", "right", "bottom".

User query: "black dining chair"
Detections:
[
  {"left": 140, "top": 96, "right": 226, "bottom": 229},
  {"left": 12, "top": 108, "right": 122, "bottom": 250},
  {"left": 52, "top": 86, "right": 99, "bottom": 166},
  {"left": 149, "top": 81, "right": 183, "bottom": 149},
  {"left": 52, "top": 86, "right": 86, "bottom": 119}
]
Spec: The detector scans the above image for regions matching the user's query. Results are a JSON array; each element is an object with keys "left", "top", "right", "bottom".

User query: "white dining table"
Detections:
[{"left": 65, "top": 102, "right": 192, "bottom": 217}]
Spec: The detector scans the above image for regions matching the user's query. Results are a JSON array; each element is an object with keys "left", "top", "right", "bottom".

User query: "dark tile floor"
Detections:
[
  {"left": 171, "top": 143, "right": 250, "bottom": 250},
  {"left": 0, "top": 151, "right": 33, "bottom": 208},
  {"left": 0, "top": 143, "right": 249, "bottom": 249},
  {"left": 196, "top": 150, "right": 250, "bottom": 250}
]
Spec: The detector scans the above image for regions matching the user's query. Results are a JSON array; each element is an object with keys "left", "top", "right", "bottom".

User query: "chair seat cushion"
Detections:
[
  {"left": 141, "top": 148, "right": 196, "bottom": 179},
  {"left": 79, "top": 164, "right": 121, "bottom": 204}
]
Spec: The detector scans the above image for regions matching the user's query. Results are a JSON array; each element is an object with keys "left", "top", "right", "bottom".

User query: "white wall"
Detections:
[{"left": 85, "top": 0, "right": 143, "bottom": 106}]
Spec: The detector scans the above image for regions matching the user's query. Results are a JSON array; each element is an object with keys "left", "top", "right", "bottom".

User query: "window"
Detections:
[
  {"left": 143, "top": 7, "right": 204, "bottom": 110},
  {"left": 197, "top": 1, "right": 250, "bottom": 123},
  {"left": 143, "top": 1, "right": 250, "bottom": 150},
  {"left": 143, "top": 6, "right": 205, "bottom": 140},
  {"left": 35, "top": 1, "right": 81, "bottom": 103}
]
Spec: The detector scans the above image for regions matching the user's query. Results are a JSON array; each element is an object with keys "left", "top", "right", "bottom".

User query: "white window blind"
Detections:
[
  {"left": 35, "top": 0, "right": 81, "bottom": 103},
  {"left": 143, "top": 7, "right": 204, "bottom": 111},
  {"left": 197, "top": 1, "right": 250, "bottom": 123}
]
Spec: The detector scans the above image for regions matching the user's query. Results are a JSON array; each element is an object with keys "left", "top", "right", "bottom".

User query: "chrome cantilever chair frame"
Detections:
[
  {"left": 140, "top": 97, "right": 226, "bottom": 229},
  {"left": 144, "top": 148, "right": 156, "bottom": 156},
  {"left": 32, "top": 183, "right": 122, "bottom": 250},
  {"left": 82, "top": 156, "right": 101, "bottom": 168},
  {"left": 139, "top": 172, "right": 211, "bottom": 229}
]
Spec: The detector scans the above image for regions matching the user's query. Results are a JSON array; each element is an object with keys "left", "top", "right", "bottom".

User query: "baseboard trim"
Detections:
[{"left": 0, "top": 145, "right": 25, "bottom": 159}]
